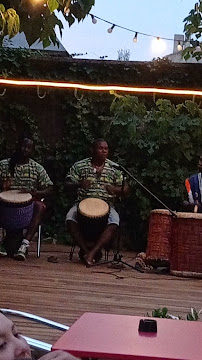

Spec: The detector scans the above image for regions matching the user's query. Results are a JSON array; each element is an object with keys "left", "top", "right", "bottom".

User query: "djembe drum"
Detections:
[
  {"left": 170, "top": 212, "right": 202, "bottom": 278},
  {"left": 146, "top": 209, "right": 173, "bottom": 268},
  {"left": 0, "top": 190, "right": 33, "bottom": 230},
  {"left": 78, "top": 198, "right": 109, "bottom": 241}
]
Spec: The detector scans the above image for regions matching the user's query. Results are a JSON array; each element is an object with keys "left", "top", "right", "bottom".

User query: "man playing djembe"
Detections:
[
  {"left": 65, "top": 138, "right": 129, "bottom": 266},
  {"left": 0, "top": 134, "right": 53, "bottom": 260}
]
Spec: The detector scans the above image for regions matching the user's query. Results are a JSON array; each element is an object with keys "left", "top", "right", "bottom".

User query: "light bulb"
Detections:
[
  {"left": 151, "top": 38, "right": 167, "bottom": 54},
  {"left": 91, "top": 15, "right": 97, "bottom": 24},
  {"left": 133, "top": 32, "right": 138, "bottom": 43},
  {"left": 107, "top": 25, "right": 115, "bottom": 33},
  {"left": 177, "top": 42, "right": 183, "bottom": 51}
]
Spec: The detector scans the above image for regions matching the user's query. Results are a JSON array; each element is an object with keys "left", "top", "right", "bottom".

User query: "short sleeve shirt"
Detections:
[
  {"left": 67, "top": 157, "right": 123, "bottom": 204},
  {"left": 0, "top": 158, "right": 53, "bottom": 191}
]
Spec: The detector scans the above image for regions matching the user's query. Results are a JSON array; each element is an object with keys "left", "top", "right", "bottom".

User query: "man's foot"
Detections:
[
  {"left": 83, "top": 250, "right": 103, "bottom": 266},
  {"left": 0, "top": 244, "right": 7, "bottom": 257},
  {"left": 84, "top": 254, "right": 95, "bottom": 267},
  {"left": 14, "top": 243, "right": 29, "bottom": 261}
]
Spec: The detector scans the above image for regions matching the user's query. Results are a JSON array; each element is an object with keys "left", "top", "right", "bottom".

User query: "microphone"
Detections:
[{"left": 110, "top": 161, "right": 122, "bottom": 170}]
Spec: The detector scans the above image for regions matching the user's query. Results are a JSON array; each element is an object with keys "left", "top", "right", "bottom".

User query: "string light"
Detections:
[
  {"left": 133, "top": 32, "right": 138, "bottom": 43},
  {"left": 90, "top": 14, "right": 97, "bottom": 24},
  {"left": 90, "top": 13, "right": 185, "bottom": 46},
  {"left": 177, "top": 41, "right": 183, "bottom": 51},
  {"left": 152, "top": 38, "right": 166, "bottom": 53},
  {"left": 0, "top": 78, "right": 202, "bottom": 97},
  {"left": 107, "top": 24, "right": 115, "bottom": 34}
]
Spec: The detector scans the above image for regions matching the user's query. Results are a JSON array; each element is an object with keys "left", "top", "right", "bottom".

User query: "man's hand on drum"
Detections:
[
  {"left": 19, "top": 188, "right": 41, "bottom": 200},
  {"left": 80, "top": 179, "right": 92, "bottom": 190},
  {"left": 2, "top": 177, "right": 11, "bottom": 191},
  {"left": 105, "top": 184, "right": 119, "bottom": 196}
]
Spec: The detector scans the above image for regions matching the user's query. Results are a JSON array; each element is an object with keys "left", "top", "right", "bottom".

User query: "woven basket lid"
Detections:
[
  {"left": 0, "top": 190, "right": 32, "bottom": 204},
  {"left": 79, "top": 198, "right": 109, "bottom": 218},
  {"left": 175, "top": 211, "right": 202, "bottom": 219},
  {"left": 150, "top": 209, "right": 172, "bottom": 215}
]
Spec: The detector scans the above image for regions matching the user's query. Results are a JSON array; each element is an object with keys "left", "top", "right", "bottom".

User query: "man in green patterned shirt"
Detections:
[
  {"left": 66, "top": 139, "right": 129, "bottom": 266},
  {"left": 0, "top": 134, "right": 53, "bottom": 260}
]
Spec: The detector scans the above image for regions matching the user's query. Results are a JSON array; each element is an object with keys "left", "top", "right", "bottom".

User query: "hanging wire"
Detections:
[
  {"left": 0, "top": 88, "right": 6, "bottom": 96},
  {"left": 90, "top": 13, "right": 182, "bottom": 43},
  {"left": 37, "top": 86, "right": 46, "bottom": 99}
]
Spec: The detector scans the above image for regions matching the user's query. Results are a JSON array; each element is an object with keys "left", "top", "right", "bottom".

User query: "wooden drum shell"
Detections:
[
  {"left": 170, "top": 212, "right": 202, "bottom": 278},
  {"left": 146, "top": 209, "right": 172, "bottom": 267},
  {"left": 0, "top": 190, "right": 33, "bottom": 230},
  {"left": 78, "top": 198, "right": 109, "bottom": 241}
]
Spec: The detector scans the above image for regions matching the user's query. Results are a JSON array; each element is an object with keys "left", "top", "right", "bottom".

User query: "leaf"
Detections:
[
  {"left": 0, "top": 10, "right": 6, "bottom": 32},
  {"left": 66, "top": 13, "right": 75, "bottom": 27},
  {"left": 47, "top": 0, "right": 59, "bottom": 13},
  {"left": 0, "top": 4, "right": 5, "bottom": 12},
  {"left": 6, "top": 9, "right": 20, "bottom": 38},
  {"left": 43, "top": 37, "right": 51, "bottom": 48}
]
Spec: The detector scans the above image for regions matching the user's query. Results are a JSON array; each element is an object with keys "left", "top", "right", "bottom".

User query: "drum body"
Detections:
[
  {"left": 146, "top": 209, "right": 172, "bottom": 267},
  {"left": 0, "top": 190, "right": 33, "bottom": 230},
  {"left": 78, "top": 198, "right": 109, "bottom": 241},
  {"left": 170, "top": 212, "right": 202, "bottom": 278}
]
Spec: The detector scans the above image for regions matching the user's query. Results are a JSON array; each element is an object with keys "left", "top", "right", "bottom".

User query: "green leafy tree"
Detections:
[
  {"left": 183, "top": 1, "right": 202, "bottom": 61},
  {"left": 0, "top": 0, "right": 95, "bottom": 48}
]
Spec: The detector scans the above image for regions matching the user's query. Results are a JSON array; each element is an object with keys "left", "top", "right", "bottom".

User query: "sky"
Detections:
[{"left": 56, "top": 0, "right": 194, "bottom": 61}]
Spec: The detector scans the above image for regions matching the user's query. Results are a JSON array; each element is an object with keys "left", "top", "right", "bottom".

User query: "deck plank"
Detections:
[{"left": 0, "top": 243, "right": 202, "bottom": 345}]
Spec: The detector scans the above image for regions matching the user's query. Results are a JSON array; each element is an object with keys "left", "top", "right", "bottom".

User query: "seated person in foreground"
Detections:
[
  {"left": 0, "top": 311, "right": 79, "bottom": 360},
  {"left": 0, "top": 134, "right": 53, "bottom": 260},
  {"left": 184, "top": 155, "right": 202, "bottom": 213},
  {"left": 65, "top": 138, "right": 129, "bottom": 266}
]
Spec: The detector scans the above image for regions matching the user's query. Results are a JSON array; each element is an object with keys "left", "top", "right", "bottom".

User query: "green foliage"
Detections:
[
  {"left": 186, "top": 308, "right": 200, "bottom": 321},
  {"left": 0, "top": 0, "right": 95, "bottom": 48},
  {"left": 148, "top": 307, "right": 201, "bottom": 321},
  {"left": 0, "top": 101, "right": 46, "bottom": 160},
  {"left": 151, "top": 307, "right": 170, "bottom": 318},
  {"left": 183, "top": 1, "right": 202, "bottom": 61}
]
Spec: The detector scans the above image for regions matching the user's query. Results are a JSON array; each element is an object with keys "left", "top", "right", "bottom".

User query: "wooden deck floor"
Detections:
[{"left": 0, "top": 243, "right": 202, "bottom": 346}]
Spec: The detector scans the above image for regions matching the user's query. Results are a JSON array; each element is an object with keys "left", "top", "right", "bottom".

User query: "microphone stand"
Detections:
[
  {"left": 92, "top": 164, "right": 176, "bottom": 272},
  {"left": 118, "top": 165, "right": 176, "bottom": 217},
  {"left": 108, "top": 165, "right": 177, "bottom": 272}
]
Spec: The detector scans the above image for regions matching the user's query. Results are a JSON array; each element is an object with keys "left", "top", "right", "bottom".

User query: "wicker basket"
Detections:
[{"left": 170, "top": 212, "right": 202, "bottom": 278}]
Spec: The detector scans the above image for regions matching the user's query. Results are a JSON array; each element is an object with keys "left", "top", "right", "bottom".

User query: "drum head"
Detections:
[
  {"left": 0, "top": 190, "right": 32, "bottom": 204},
  {"left": 175, "top": 211, "right": 202, "bottom": 219},
  {"left": 150, "top": 209, "right": 172, "bottom": 216},
  {"left": 79, "top": 198, "right": 109, "bottom": 218}
]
